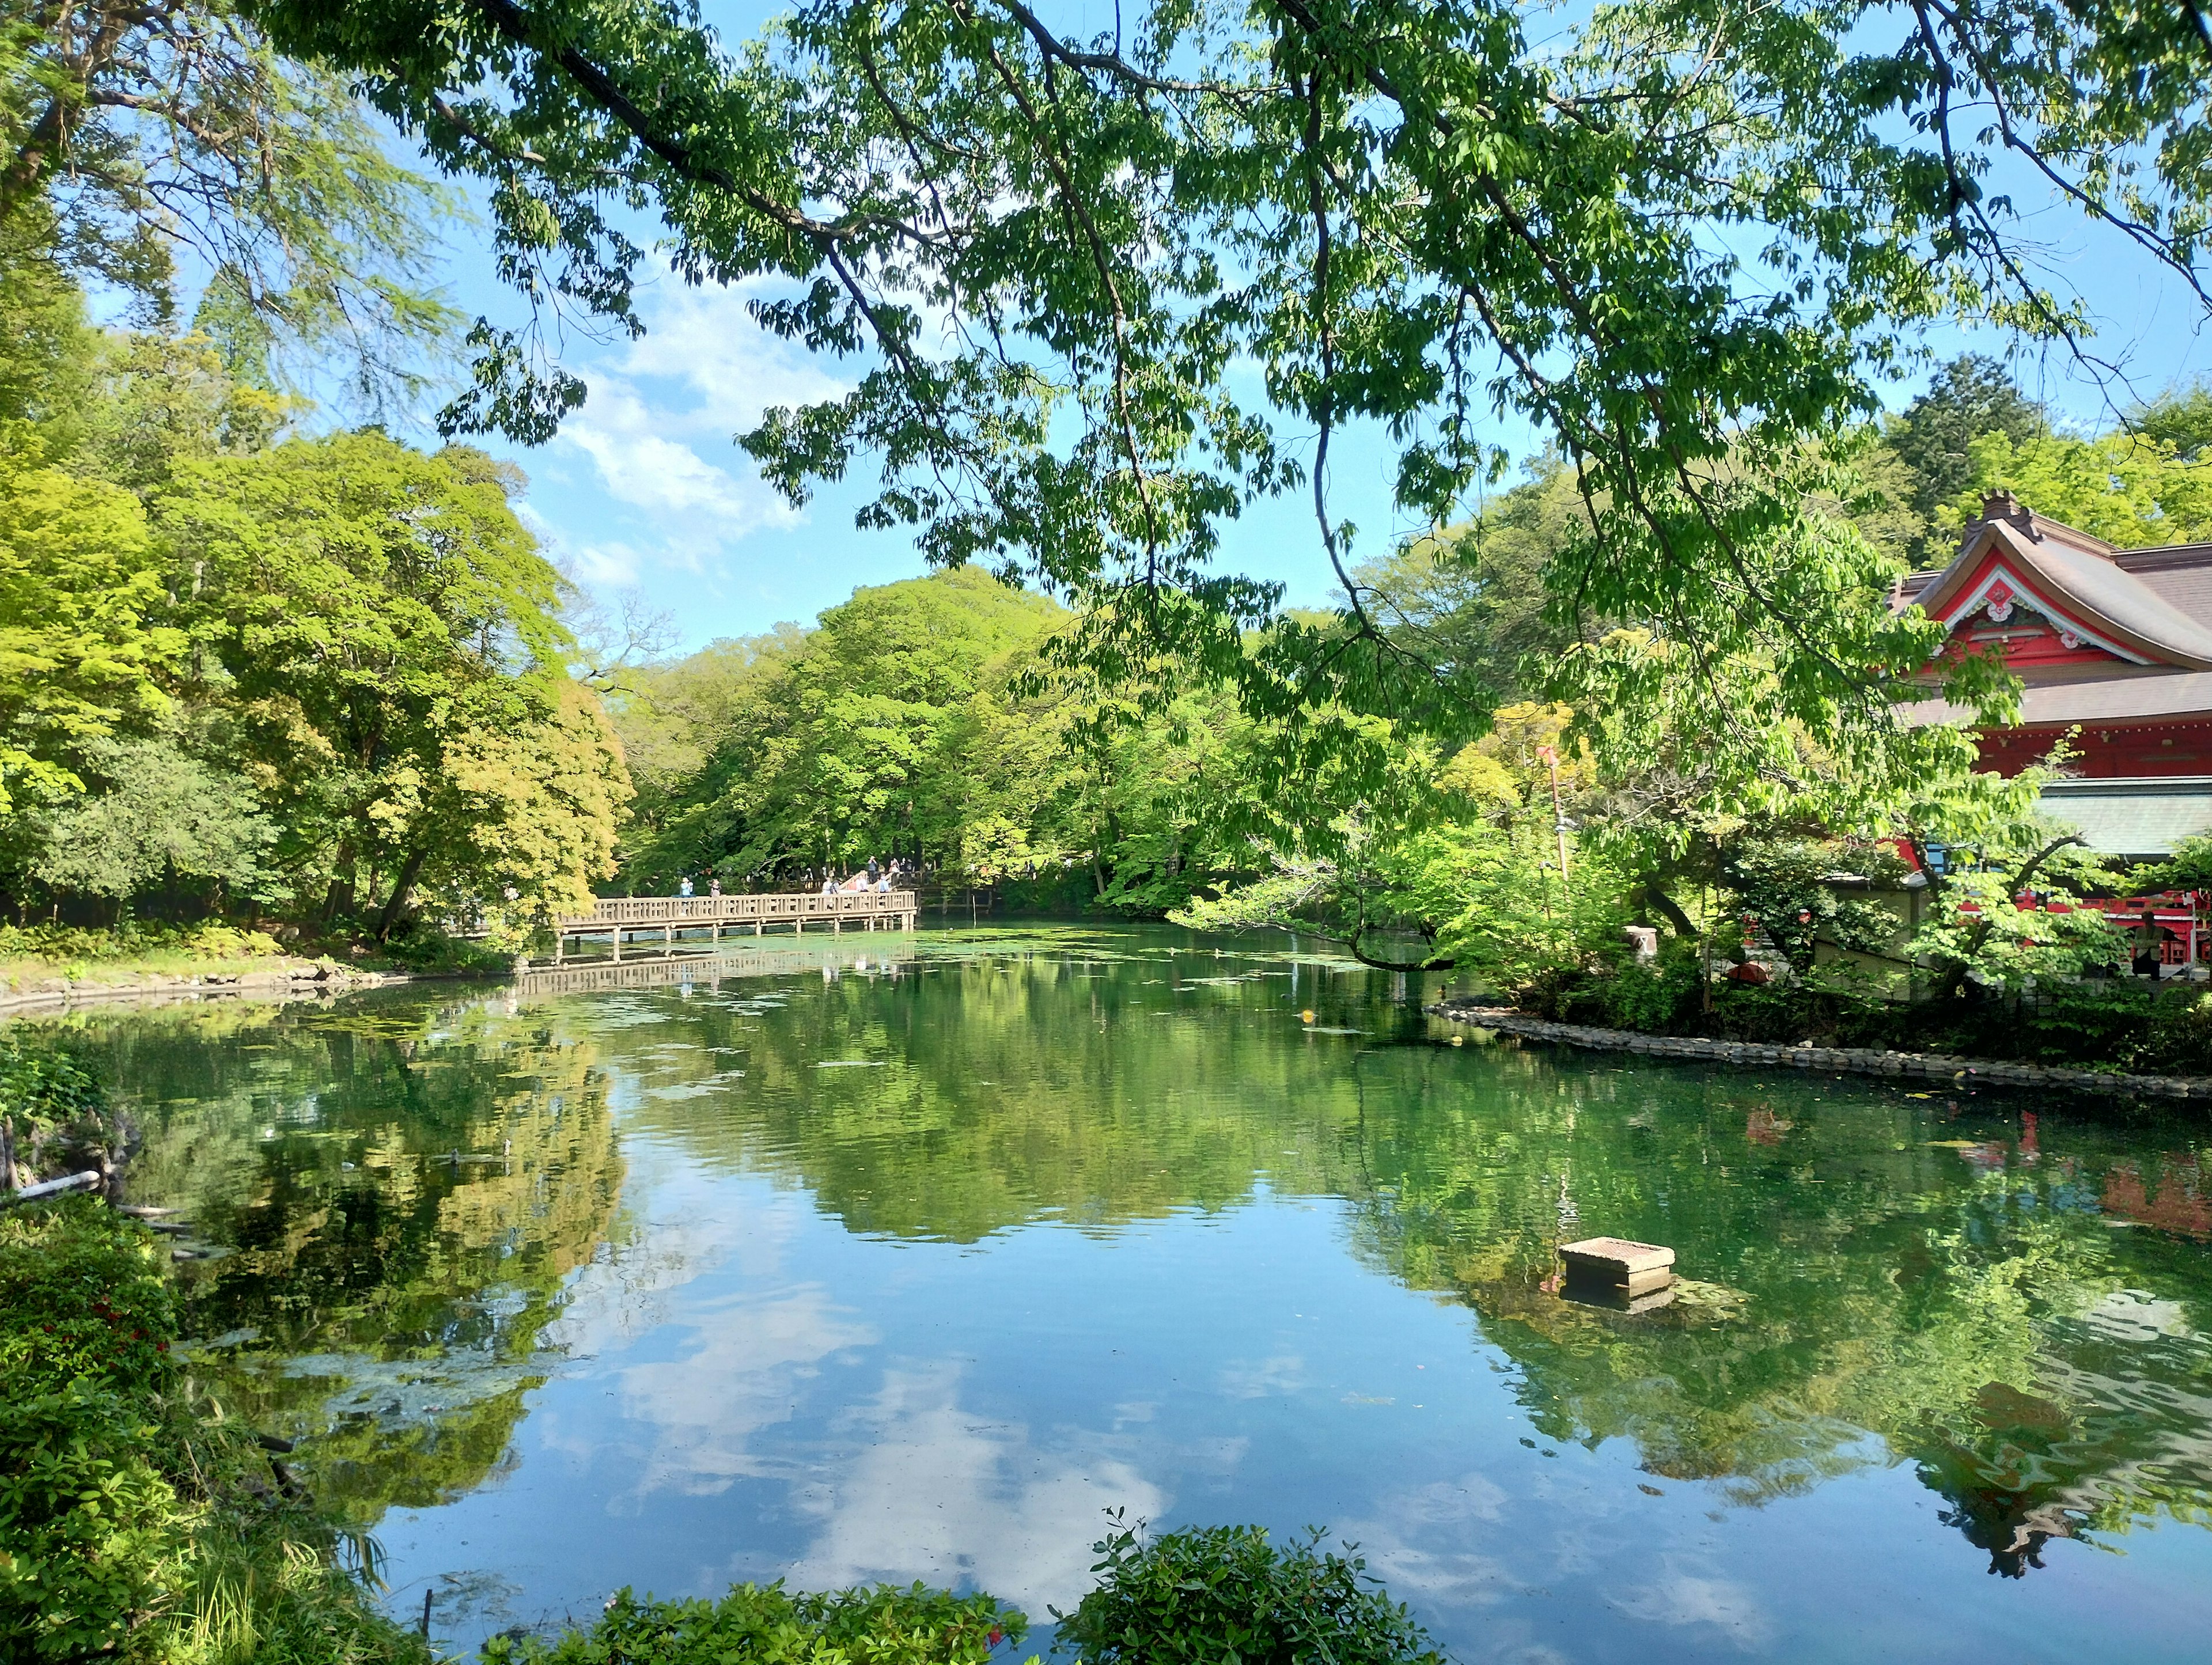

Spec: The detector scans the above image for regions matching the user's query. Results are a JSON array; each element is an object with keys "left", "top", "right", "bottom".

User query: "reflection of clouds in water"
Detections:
[
  {"left": 1354, "top": 1478, "right": 1772, "bottom": 1653},
  {"left": 529, "top": 1177, "right": 878, "bottom": 1508},
  {"left": 1218, "top": 1353, "right": 1305, "bottom": 1399},
  {"left": 787, "top": 1363, "right": 1166, "bottom": 1615},
  {"left": 1606, "top": 1561, "right": 1773, "bottom": 1650},
  {"left": 590, "top": 1280, "right": 877, "bottom": 1508},
  {"left": 547, "top": 1174, "right": 804, "bottom": 1354},
  {"left": 1342, "top": 1474, "right": 1516, "bottom": 1608}
]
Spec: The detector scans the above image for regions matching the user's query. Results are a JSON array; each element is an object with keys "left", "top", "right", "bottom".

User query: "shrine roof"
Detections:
[
  {"left": 1902, "top": 669, "right": 2212, "bottom": 727},
  {"left": 2037, "top": 776, "right": 2212, "bottom": 858},
  {"left": 1908, "top": 509, "right": 2212, "bottom": 670}
]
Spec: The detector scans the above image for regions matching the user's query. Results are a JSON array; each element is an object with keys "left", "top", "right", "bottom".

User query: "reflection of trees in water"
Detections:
[
  {"left": 606, "top": 949, "right": 1404, "bottom": 1241},
  {"left": 27, "top": 945, "right": 2212, "bottom": 1571},
  {"left": 1332, "top": 1045, "right": 2212, "bottom": 1574},
  {"left": 557, "top": 947, "right": 2212, "bottom": 1575},
  {"left": 47, "top": 993, "right": 626, "bottom": 1531}
]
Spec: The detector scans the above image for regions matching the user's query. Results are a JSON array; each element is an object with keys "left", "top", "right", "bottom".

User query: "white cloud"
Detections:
[
  {"left": 621, "top": 275, "right": 850, "bottom": 428},
  {"left": 541, "top": 264, "right": 855, "bottom": 583}
]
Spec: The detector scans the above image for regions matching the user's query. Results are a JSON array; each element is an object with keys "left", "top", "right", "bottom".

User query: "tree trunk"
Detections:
[
  {"left": 322, "top": 840, "right": 358, "bottom": 926},
  {"left": 1641, "top": 882, "right": 1696, "bottom": 939},
  {"left": 374, "top": 847, "right": 431, "bottom": 940}
]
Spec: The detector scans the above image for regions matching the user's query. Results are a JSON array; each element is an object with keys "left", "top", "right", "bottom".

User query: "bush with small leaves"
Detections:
[
  {"left": 1052, "top": 1515, "right": 1446, "bottom": 1665},
  {"left": 483, "top": 1581, "right": 1026, "bottom": 1665}
]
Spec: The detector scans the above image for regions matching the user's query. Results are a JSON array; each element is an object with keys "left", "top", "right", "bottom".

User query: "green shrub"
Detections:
[
  {"left": 0, "top": 1195, "right": 175, "bottom": 1399},
  {"left": 0, "top": 1201, "right": 187, "bottom": 1658},
  {"left": 0, "top": 1197, "right": 427, "bottom": 1665},
  {"left": 0, "top": 1035, "right": 118, "bottom": 1186},
  {"left": 374, "top": 921, "right": 512, "bottom": 975},
  {"left": 1052, "top": 1518, "right": 1445, "bottom": 1665},
  {"left": 0, "top": 921, "right": 285, "bottom": 970},
  {"left": 0, "top": 1385, "right": 189, "bottom": 1660},
  {"left": 0, "top": 1038, "right": 104, "bottom": 1136},
  {"left": 2141, "top": 981, "right": 2212, "bottom": 1070},
  {"left": 483, "top": 1581, "right": 1025, "bottom": 1665}
]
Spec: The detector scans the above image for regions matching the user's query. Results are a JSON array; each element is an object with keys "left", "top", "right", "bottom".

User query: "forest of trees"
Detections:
[
  {"left": 0, "top": 289, "right": 631, "bottom": 949},
  {"left": 9, "top": 0, "right": 2212, "bottom": 1022}
]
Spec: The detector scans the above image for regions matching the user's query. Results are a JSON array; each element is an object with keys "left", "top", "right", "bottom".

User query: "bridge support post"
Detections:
[
  {"left": 753, "top": 919, "right": 762, "bottom": 936},
  {"left": 611, "top": 926, "right": 621, "bottom": 962},
  {"left": 665, "top": 923, "right": 673, "bottom": 951}
]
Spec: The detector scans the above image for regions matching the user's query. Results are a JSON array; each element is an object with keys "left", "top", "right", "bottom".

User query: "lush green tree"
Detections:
[
  {"left": 251, "top": 0, "right": 2212, "bottom": 828},
  {"left": 1175, "top": 702, "right": 1597, "bottom": 974},
  {"left": 618, "top": 568, "right": 1067, "bottom": 885},
  {"left": 608, "top": 624, "right": 810, "bottom": 886},
  {"left": 1716, "top": 835, "right": 1910, "bottom": 976},
  {"left": 0, "top": 224, "right": 95, "bottom": 438},
  {"left": 2131, "top": 382, "right": 2212, "bottom": 461},
  {"left": 1885, "top": 355, "right": 2047, "bottom": 543},
  {"left": 9, "top": 731, "right": 275, "bottom": 908},
  {"left": 383, "top": 676, "right": 632, "bottom": 942},
  {"left": 153, "top": 429, "right": 622, "bottom": 928},
  {"left": 0, "top": 424, "right": 183, "bottom": 818},
  {"left": 1346, "top": 459, "right": 1589, "bottom": 708},
  {"left": 1, "top": 1, "right": 459, "bottom": 406},
  {"left": 1950, "top": 427, "right": 2212, "bottom": 548}
]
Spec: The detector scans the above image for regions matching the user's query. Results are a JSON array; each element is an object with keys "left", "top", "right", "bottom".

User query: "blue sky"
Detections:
[{"left": 410, "top": 4, "right": 2212, "bottom": 654}]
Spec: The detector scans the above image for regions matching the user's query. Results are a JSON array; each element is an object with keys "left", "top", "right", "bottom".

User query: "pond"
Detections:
[{"left": 33, "top": 925, "right": 2212, "bottom": 1662}]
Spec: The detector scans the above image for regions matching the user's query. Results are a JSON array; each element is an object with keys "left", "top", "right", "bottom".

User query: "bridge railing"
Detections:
[{"left": 556, "top": 890, "right": 912, "bottom": 931}]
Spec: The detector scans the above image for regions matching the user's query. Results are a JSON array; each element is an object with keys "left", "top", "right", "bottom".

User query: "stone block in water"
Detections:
[{"left": 1560, "top": 1236, "right": 1676, "bottom": 1297}]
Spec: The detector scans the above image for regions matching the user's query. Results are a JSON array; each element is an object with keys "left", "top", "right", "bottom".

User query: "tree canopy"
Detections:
[
  {"left": 2, "top": 1, "right": 460, "bottom": 405},
  {"left": 0, "top": 261, "right": 630, "bottom": 942},
  {"left": 238, "top": 0, "right": 2212, "bottom": 821}
]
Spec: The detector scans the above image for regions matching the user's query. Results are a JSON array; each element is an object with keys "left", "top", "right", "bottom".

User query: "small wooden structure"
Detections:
[
  {"left": 1560, "top": 1236, "right": 1676, "bottom": 1299},
  {"left": 533, "top": 890, "right": 917, "bottom": 966}
]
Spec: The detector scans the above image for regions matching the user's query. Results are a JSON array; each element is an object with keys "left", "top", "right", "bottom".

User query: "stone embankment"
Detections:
[
  {"left": 1429, "top": 1000, "right": 2212, "bottom": 1100},
  {"left": 0, "top": 960, "right": 397, "bottom": 1015}
]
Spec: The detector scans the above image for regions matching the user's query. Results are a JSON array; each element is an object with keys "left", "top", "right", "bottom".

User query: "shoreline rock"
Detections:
[
  {"left": 1426, "top": 1000, "right": 2211, "bottom": 1101},
  {"left": 0, "top": 959, "right": 415, "bottom": 1017}
]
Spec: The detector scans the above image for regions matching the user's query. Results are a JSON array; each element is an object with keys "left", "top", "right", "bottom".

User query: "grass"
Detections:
[{"left": 0, "top": 921, "right": 311, "bottom": 996}]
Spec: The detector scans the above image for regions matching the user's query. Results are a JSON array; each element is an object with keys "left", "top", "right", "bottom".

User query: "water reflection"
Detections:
[
  {"left": 52, "top": 998, "right": 625, "bottom": 1530},
  {"left": 23, "top": 927, "right": 2212, "bottom": 1659}
]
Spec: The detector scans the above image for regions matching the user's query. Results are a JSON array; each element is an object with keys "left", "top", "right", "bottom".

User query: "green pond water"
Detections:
[{"left": 29, "top": 924, "right": 2212, "bottom": 1662}]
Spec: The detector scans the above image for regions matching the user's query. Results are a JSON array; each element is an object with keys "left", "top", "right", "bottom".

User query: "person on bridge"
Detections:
[
  {"left": 709, "top": 877, "right": 722, "bottom": 898},
  {"left": 821, "top": 874, "right": 838, "bottom": 894},
  {"left": 679, "top": 875, "right": 694, "bottom": 897}
]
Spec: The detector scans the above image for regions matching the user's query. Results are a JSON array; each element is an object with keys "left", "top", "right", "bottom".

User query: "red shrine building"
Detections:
[
  {"left": 1905, "top": 491, "right": 2212, "bottom": 856},
  {"left": 1904, "top": 491, "right": 2212, "bottom": 969}
]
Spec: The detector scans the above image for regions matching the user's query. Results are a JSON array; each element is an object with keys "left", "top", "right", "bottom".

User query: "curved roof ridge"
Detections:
[{"left": 1912, "top": 520, "right": 2212, "bottom": 672}]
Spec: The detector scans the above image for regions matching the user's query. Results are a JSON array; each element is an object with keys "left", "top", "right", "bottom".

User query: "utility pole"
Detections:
[{"left": 1537, "top": 744, "right": 1571, "bottom": 886}]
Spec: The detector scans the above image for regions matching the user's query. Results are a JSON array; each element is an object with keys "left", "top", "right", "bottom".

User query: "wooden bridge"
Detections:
[{"left": 536, "top": 890, "right": 917, "bottom": 964}]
